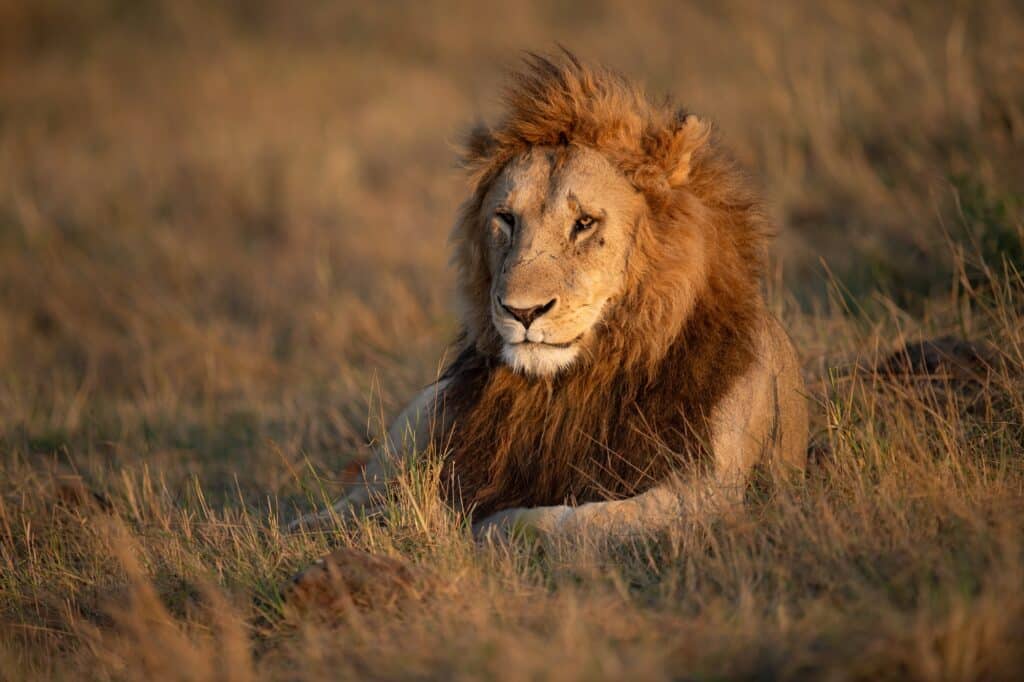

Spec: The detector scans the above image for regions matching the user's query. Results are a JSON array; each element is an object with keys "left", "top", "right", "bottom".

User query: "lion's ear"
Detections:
[
  {"left": 462, "top": 124, "right": 498, "bottom": 166},
  {"left": 665, "top": 114, "right": 711, "bottom": 187}
]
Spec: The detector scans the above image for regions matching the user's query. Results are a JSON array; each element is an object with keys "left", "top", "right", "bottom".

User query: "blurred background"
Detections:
[{"left": 1, "top": 0, "right": 1021, "bottom": 499}]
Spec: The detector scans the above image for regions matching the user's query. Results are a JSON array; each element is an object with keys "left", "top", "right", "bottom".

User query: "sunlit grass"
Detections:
[{"left": 1, "top": 1, "right": 1022, "bottom": 679}]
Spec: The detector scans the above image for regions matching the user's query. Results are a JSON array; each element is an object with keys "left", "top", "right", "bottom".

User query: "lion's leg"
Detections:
[
  {"left": 286, "top": 462, "right": 389, "bottom": 532},
  {"left": 472, "top": 475, "right": 740, "bottom": 541},
  {"left": 471, "top": 386, "right": 753, "bottom": 541},
  {"left": 286, "top": 380, "right": 449, "bottom": 533},
  {"left": 475, "top": 322, "right": 809, "bottom": 542}
]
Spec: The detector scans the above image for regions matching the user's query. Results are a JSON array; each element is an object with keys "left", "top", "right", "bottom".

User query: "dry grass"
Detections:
[{"left": 1, "top": 1, "right": 1023, "bottom": 679}]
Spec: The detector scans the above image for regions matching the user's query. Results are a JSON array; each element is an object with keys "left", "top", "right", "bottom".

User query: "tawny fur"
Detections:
[
  {"left": 286, "top": 52, "right": 807, "bottom": 537},
  {"left": 439, "top": 54, "right": 772, "bottom": 519}
]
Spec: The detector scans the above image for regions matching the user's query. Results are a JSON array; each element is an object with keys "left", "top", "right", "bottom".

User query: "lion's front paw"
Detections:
[
  {"left": 472, "top": 505, "right": 574, "bottom": 543},
  {"left": 285, "top": 547, "right": 431, "bottom": 619},
  {"left": 284, "top": 509, "right": 332, "bottom": 534},
  {"left": 471, "top": 507, "right": 525, "bottom": 543},
  {"left": 284, "top": 502, "right": 385, "bottom": 534}
]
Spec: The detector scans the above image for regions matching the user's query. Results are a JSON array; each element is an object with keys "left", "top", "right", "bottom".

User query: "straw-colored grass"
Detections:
[{"left": 1, "top": 1, "right": 1022, "bottom": 679}]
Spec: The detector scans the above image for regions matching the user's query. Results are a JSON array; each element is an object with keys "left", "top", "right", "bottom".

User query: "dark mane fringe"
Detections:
[{"left": 437, "top": 52, "right": 769, "bottom": 518}]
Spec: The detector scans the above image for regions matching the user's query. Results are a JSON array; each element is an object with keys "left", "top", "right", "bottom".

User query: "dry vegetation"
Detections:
[{"left": 2, "top": 1, "right": 1023, "bottom": 679}]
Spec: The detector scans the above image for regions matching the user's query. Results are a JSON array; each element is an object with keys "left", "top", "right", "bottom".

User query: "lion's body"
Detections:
[
  {"left": 438, "top": 285, "right": 765, "bottom": 520},
  {"left": 290, "top": 54, "right": 809, "bottom": 539}
]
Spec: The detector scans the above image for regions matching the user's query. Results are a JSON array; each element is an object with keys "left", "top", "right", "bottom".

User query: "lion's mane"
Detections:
[{"left": 436, "top": 53, "right": 771, "bottom": 518}]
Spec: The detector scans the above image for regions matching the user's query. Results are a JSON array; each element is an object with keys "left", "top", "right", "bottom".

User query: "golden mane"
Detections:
[{"left": 437, "top": 53, "right": 772, "bottom": 518}]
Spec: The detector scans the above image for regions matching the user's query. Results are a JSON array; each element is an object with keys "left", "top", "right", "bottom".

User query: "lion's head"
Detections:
[
  {"left": 481, "top": 145, "right": 645, "bottom": 375},
  {"left": 451, "top": 53, "right": 763, "bottom": 379},
  {"left": 440, "top": 53, "right": 770, "bottom": 516}
]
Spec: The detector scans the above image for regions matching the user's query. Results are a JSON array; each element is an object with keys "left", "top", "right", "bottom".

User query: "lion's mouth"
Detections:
[
  {"left": 512, "top": 340, "right": 573, "bottom": 349},
  {"left": 508, "top": 334, "right": 583, "bottom": 350},
  {"left": 500, "top": 334, "right": 585, "bottom": 375}
]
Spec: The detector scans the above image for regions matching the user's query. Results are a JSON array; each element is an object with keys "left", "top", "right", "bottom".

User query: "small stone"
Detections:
[{"left": 285, "top": 548, "right": 432, "bottom": 619}]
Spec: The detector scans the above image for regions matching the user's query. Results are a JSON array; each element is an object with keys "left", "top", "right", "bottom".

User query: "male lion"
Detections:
[{"left": 290, "top": 54, "right": 808, "bottom": 541}]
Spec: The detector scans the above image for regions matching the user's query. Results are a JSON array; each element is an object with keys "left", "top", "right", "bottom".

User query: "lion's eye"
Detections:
[
  {"left": 573, "top": 215, "right": 596, "bottom": 236},
  {"left": 495, "top": 211, "right": 515, "bottom": 231}
]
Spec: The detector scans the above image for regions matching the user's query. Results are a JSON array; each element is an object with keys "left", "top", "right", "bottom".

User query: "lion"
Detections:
[{"left": 289, "top": 53, "right": 808, "bottom": 542}]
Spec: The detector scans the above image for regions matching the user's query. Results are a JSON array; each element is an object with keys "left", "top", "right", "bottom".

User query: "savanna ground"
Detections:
[{"left": 2, "top": 1, "right": 1023, "bottom": 679}]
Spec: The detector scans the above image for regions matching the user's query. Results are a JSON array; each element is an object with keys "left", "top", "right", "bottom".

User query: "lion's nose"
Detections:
[{"left": 500, "top": 298, "right": 557, "bottom": 329}]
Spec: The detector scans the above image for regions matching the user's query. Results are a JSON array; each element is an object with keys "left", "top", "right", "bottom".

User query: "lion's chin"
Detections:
[{"left": 501, "top": 342, "right": 580, "bottom": 376}]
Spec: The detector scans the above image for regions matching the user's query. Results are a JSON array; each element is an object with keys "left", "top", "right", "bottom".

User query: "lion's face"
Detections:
[{"left": 482, "top": 145, "right": 644, "bottom": 376}]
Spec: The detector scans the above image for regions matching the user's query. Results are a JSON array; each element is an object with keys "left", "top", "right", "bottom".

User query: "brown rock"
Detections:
[{"left": 285, "top": 548, "right": 432, "bottom": 619}]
